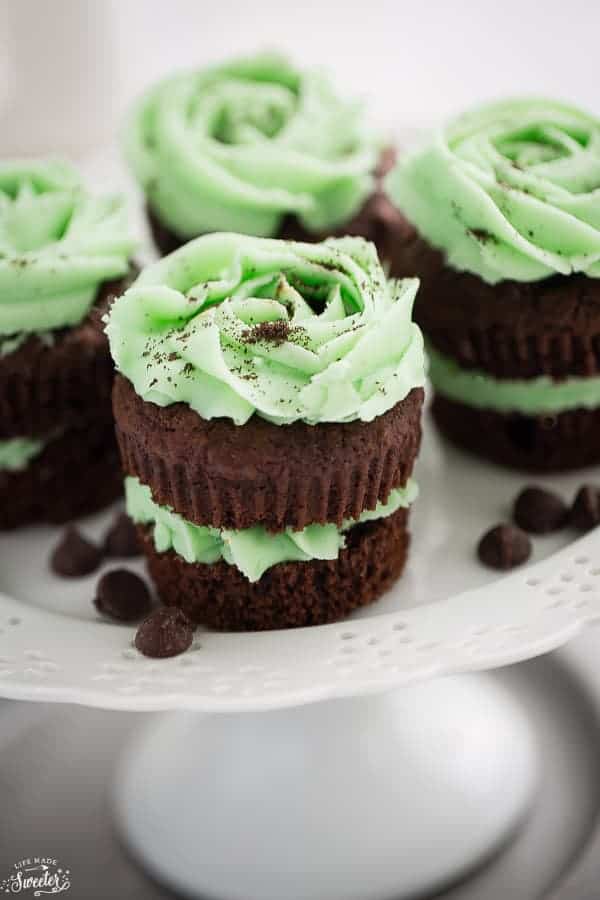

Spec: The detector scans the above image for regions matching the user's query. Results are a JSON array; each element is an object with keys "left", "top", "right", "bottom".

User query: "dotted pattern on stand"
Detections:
[{"left": 1, "top": 537, "right": 600, "bottom": 711}]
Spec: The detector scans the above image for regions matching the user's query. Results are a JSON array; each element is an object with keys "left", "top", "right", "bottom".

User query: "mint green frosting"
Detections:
[
  {"left": 387, "top": 99, "right": 600, "bottom": 284},
  {"left": 126, "top": 475, "right": 418, "bottom": 582},
  {"left": 428, "top": 344, "right": 600, "bottom": 414},
  {"left": 0, "top": 435, "right": 46, "bottom": 471},
  {"left": 106, "top": 233, "right": 425, "bottom": 426},
  {"left": 124, "top": 53, "right": 378, "bottom": 239},
  {"left": 0, "top": 159, "right": 135, "bottom": 336}
]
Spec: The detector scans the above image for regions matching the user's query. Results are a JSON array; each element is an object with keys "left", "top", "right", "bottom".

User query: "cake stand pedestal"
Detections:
[
  {"left": 114, "top": 674, "right": 537, "bottom": 900},
  {"left": 2, "top": 426, "right": 600, "bottom": 899}
]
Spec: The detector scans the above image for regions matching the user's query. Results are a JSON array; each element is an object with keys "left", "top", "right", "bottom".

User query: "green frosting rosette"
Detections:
[
  {"left": 124, "top": 53, "right": 378, "bottom": 239},
  {"left": 387, "top": 98, "right": 600, "bottom": 284},
  {"left": 105, "top": 233, "right": 425, "bottom": 426},
  {"left": 0, "top": 159, "right": 135, "bottom": 336}
]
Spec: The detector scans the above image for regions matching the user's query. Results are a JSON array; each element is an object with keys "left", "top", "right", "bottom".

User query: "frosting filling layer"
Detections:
[
  {"left": 0, "top": 159, "right": 135, "bottom": 335},
  {"left": 428, "top": 344, "right": 600, "bottom": 414},
  {"left": 105, "top": 233, "right": 426, "bottom": 426},
  {"left": 387, "top": 98, "right": 600, "bottom": 284},
  {"left": 0, "top": 435, "right": 47, "bottom": 472},
  {"left": 124, "top": 53, "right": 378, "bottom": 238},
  {"left": 125, "top": 475, "right": 418, "bottom": 582}
]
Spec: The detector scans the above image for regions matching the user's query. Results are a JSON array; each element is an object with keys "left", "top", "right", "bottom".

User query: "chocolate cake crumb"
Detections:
[{"left": 242, "top": 320, "right": 291, "bottom": 345}]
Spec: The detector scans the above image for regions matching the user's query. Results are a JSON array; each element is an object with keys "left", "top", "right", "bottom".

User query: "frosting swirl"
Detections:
[
  {"left": 0, "top": 159, "right": 135, "bottom": 335},
  {"left": 124, "top": 53, "right": 378, "bottom": 239},
  {"left": 387, "top": 99, "right": 600, "bottom": 284},
  {"left": 106, "top": 233, "right": 425, "bottom": 426}
]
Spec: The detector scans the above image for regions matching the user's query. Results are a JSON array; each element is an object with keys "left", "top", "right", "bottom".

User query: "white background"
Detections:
[{"left": 1, "top": 0, "right": 600, "bottom": 154}]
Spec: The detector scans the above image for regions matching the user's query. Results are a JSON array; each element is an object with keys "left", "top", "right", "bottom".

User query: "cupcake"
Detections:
[
  {"left": 387, "top": 99, "right": 600, "bottom": 471},
  {"left": 0, "top": 159, "right": 136, "bottom": 528},
  {"left": 123, "top": 53, "right": 405, "bottom": 266},
  {"left": 106, "top": 234, "right": 425, "bottom": 630}
]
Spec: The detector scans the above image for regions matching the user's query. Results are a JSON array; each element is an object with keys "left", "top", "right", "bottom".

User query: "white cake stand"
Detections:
[{"left": 1, "top": 411, "right": 598, "bottom": 900}]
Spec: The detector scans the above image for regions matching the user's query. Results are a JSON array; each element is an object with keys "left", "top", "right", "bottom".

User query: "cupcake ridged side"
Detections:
[{"left": 114, "top": 375, "right": 424, "bottom": 532}]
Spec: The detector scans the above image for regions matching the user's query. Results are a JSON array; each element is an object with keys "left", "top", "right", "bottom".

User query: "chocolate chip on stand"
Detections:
[
  {"left": 477, "top": 524, "right": 532, "bottom": 570},
  {"left": 50, "top": 526, "right": 103, "bottom": 577},
  {"left": 94, "top": 569, "right": 152, "bottom": 623},
  {"left": 513, "top": 486, "right": 567, "bottom": 534},
  {"left": 134, "top": 607, "right": 195, "bottom": 658},
  {"left": 103, "top": 512, "right": 141, "bottom": 558},
  {"left": 571, "top": 485, "right": 600, "bottom": 532}
]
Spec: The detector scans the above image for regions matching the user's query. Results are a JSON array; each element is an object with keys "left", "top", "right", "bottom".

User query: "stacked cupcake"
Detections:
[
  {"left": 106, "top": 233, "right": 425, "bottom": 630},
  {"left": 124, "top": 52, "right": 405, "bottom": 267},
  {"left": 388, "top": 99, "right": 600, "bottom": 470},
  {"left": 0, "top": 159, "right": 135, "bottom": 527}
]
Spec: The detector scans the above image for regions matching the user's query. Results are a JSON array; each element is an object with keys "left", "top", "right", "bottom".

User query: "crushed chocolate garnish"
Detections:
[
  {"left": 468, "top": 228, "right": 494, "bottom": 243},
  {"left": 242, "top": 320, "right": 291, "bottom": 345}
]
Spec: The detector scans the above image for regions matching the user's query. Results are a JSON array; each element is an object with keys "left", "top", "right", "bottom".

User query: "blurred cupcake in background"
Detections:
[
  {"left": 387, "top": 98, "right": 600, "bottom": 471},
  {"left": 0, "top": 159, "right": 136, "bottom": 527},
  {"left": 106, "top": 233, "right": 425, "bottom": 630},
  {"left": 123, "top": 53, "right": 405, "bottom": 266}
]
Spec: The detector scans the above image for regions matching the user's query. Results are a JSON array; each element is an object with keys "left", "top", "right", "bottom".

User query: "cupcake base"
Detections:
[
  {"left": 114, "top": 375, "right": 423, "bottom": 532},
  {"left": 432, "top": 394, "right": 600, "bottom": 472},
  {"left": 0, "top": 270, "right": 134, "bottom": 438},
  {"left": 0, "top": 419, "right": 122, "bottom": 530},
  {"left": 138, "top": 506, "right": 410, "bottom": 631}
]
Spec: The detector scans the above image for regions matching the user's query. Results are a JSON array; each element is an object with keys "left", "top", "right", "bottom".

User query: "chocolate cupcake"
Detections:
[
  {"left": 0, "top": 159, "right": 136, "bottom": 528},
  {"left": 123, "top": 53, "right": 405, "bottom": 266},
  {"left": 106, "top": 234, "right": 425, "bottom": 630},
  {"left": 387, "top": 99, "right": 600, "bottom": 471}
]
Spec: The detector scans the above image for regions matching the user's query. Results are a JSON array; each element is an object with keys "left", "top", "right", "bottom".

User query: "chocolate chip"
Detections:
[
  {"left": 477, "top": 524, "right": 532, "bottom": 570},
  {"left": 94, "top": 569, "right": 152, "bottom": 623},
  {"left": 513, "top": 487, "right": 567, "bottom": 534},
  {"left": 134, "top": 607, "right": 195, "bottom": 658},
  {"left": 103, "top": 513, "right": 141, "bottom": 558},
  {"left": 570, "top": 485, "right": 600, "bottom": 532},
  {"left": 50, "top": 527, "right": 102, "bottom": 577}
]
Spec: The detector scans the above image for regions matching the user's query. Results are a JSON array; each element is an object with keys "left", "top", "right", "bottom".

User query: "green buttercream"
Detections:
[
  {"left": 387, "top": 98, "right": 600, "bottom": 284},
  {"left": 124, "top": 53, "right": 378, "bottom": 238},
  {"left": 105, "top": 233, "right": 426, "bottom": 426},
  {"left": 125, "top": 475, "right": 418, "bottom": 582},
  {"left": 428, "top": 344, "right": 600, "bottom": 414},
  {"left": 0, "top": 436, "right": 46, "bottom": 471},
  {"left": 0, "top": 159, "right": 135, "bottom": 336}
]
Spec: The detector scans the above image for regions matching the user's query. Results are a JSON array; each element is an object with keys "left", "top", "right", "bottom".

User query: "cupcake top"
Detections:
[
  {"left": 105, "top": 233, "right": 425, "bottom": 426},
  {"left": 123, "top": 53, "right": 379, "bottom": 240},
  {"left": 0, "top": 159, "right": 134, "bottom": 337},
  {"left": 387, "top": 98, "right": 600, "bottom": 284}
]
